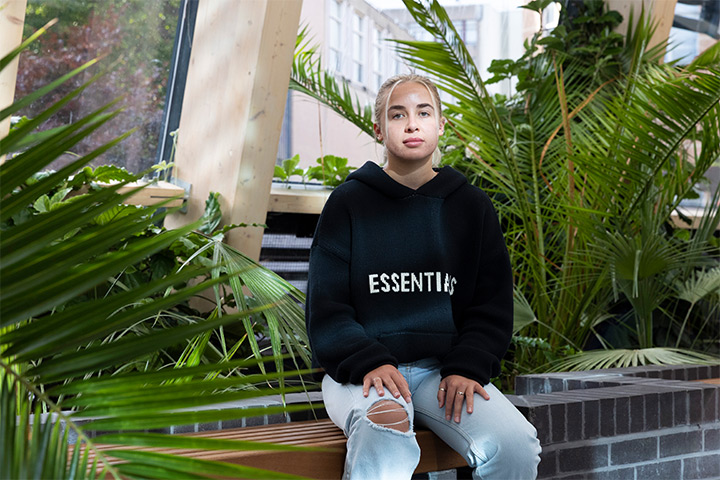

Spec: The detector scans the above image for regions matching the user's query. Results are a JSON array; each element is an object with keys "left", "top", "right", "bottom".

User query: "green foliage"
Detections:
[
  {"left": 274, "top": 154, "right": 305, "bottom": 184},
  {"left": 5, "top": 165, "right": 310, "bottom": 375},
  {"left": 1, "top": 376, "right": 96, "bottom": 480},
  {"left": 490, "top": 0, "right": 627, "bottom": 90},
  {"left": 292, "top": 0, "right": 720, "bottom": 381},
  {"left": 306, "top": 155, "right": 357, "bottom": 188},
  {"left": 197, "top": 192, "right": 223, "bottom": 234},
  {"left": 290, "top": 26, "right": 375, "bottom": 139},
  {"left": 395, "top": 0, "right": 720, "bottom": 375},
  {"left": 551, "top": 348, "right": 719, "bottom": 371},
  {"left": 2, "top": 31, "right": 314, "bottom": 479},
  {"left": 69, "top": 164, "right": 137, "bottom": 186},
  {"left": 273, "top": 154, "right": 357, "bottom": 188}
]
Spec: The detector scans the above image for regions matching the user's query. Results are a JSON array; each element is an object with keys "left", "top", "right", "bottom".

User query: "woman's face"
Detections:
[{"left": 374, "top": 81, "right": 445, "bottom": 168}]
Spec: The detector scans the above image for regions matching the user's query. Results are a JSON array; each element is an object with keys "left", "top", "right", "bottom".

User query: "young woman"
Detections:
[{"left": 306, "top": 74, "right": 541, "bottom": 479}]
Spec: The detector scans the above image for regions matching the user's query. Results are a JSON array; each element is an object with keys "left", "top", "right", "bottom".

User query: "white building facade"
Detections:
[
  {"left": 280, "top": 0, "right": 540, "bottom": 171},
  {"left": 280, "top": 0, "right": 414, "bottom": 171}
]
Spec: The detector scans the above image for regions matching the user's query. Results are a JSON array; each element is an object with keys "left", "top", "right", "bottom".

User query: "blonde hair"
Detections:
[{"left": 374, "top": 74, "right": 444, "bottom": 166}]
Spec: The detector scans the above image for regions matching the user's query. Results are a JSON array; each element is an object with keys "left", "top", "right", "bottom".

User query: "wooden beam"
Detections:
[
  {"left": 0, "top": 0, "right": 28, "bottom": 163},
  {"left": 165, "top": 0, "right": 302, "bottom": 260},
  {"left": 268, "top": 186, "right": 330, "bottom": 215},
  {"left": 98, "top": 181, "right": 186, "bottom": 208},
  {"left": 607, "top": 0, "right": 677, "bottom": 60}
]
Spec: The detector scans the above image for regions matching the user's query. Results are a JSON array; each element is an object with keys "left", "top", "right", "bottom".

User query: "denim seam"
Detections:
[
  {"left": 414, "top": 405, "right": 487, "bottom": 464},
  {"left": 341, "top": 382, "right": 363, "bottom": 435}
]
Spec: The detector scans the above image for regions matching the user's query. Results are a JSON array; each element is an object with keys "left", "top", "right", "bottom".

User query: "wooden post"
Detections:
[
  {"left": 607, "top": 0, "right": 677, "bottom": 59},
  {"left": 0, "top": 0, "right": 28, "bottom": 163},
  {"left": 165, "top": 0, "right": 302, "bottom": 261}
]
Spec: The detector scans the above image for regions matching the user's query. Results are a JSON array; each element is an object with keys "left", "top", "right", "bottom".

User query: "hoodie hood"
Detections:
[{"left": 345, "top": 161, "right": 467, "bottom": 199}]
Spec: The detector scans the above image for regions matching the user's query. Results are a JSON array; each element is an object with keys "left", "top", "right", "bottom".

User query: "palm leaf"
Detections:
[
  {"left": 290, "top": 25, "right": 374, "bottom": 138},
  {"left": 396, "top": 0, "right": 514, "bottom": 169},
  {"left": 386, "top": 0, "right": 720, "bottom": 371},
  {"left": 549, "top": 347, "right": 719, "bottom": 371},
  {"left": 1, "top": 29, "right": 317, "bottom": 479},
  {"left": 183, "top": 234, "right": 311, "bottom": 389},
  {"left": 105, "top": 450, "right": 307, "bottom": 480}
]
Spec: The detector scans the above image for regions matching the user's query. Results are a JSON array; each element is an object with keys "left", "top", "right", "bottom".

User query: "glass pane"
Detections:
[
  {"left": 331, "top": 0, "right": 342, "bottom": 19},
  {"left": 665, "top": 1, "right": 719, "bottom": 65},
  {"left": 15, "top": 0, "right": 181, "bottom": 174},
  {"left": 331, "top": 18, "right": 341, "bottom": 46},
  {"left": 353, "top": 20, "right": 364, "bottom": 63},
  {"left": 465, "top": 21, "right": 478, "bottom": 46},
  {"left": 329, "top": 48, "right": 342, "bottom": 72}
]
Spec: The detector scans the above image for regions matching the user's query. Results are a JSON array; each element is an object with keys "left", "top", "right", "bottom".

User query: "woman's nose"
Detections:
[{"left": 405, "top": 117, "right": 419, "bottom": 132}]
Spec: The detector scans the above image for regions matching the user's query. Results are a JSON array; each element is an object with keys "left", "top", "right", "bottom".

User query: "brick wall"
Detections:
[{"left": 510, "top": 364, "right": 720, "bottom": 480}]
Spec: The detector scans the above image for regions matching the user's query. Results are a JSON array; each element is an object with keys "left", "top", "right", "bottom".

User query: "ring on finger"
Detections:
[
  {"left": 456, "top": 391, "right": 465, "bottom": 396},
  {"left": 373, "top": 377, "right": 381, "bottom": 382},
  {"left": 439, "top": 387, "right": 446, "bottom": 392}
]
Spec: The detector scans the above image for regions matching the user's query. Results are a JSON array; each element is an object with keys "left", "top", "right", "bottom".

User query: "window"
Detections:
[
  {"left": 352, "top": 13, "right": 365, "bottom": 83},
  {"left": 372, "top": 28, "right": 383, "bottom": 91},
  {"left": 465, "top": 21, "right": 478, "bottom": 46},
  {"left": 408, "top": 23, "right": 433, "bottom": 42},
  {"left": 15, "top": 0, "right": 184, "bottom": 174},
  {"left": 328, "top": 0, "right": 344, "bottom": 73},
  {"left": 541, "top": 2, "right": 562, "bottom": 34},
  {"left": 665, "top": 0, "right": 720, "bottom": 65}
]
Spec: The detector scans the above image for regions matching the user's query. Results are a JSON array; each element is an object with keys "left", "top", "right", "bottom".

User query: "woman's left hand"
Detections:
[{"left": 438, "top": 375, "right": 490, "bottom": 423}]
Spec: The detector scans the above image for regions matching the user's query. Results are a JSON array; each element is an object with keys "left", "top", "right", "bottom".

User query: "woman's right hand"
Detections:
[{"left": 362, "top": 364, "right": 412, "bottom": 403}]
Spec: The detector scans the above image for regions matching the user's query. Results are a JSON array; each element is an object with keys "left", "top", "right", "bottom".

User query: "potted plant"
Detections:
[{"left": 290, "top": 0, "right": 720, "bottom": 385}]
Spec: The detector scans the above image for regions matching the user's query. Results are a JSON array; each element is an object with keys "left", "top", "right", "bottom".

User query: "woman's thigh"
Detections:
[{"left": 322, "top": 374, "right": 415, "bottom": 434}]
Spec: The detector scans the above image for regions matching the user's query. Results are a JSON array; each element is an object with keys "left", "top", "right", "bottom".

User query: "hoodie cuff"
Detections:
[{"left": 440, "top": 348, "right": 499, "bottom": 386}]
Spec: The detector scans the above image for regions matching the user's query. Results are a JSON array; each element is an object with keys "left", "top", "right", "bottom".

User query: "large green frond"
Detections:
[
  {"left": 2, "top": 29, "right": 316, "bottom": 479},
  {"left": 550, "top": 347, "right": 719, "bottom": 371},
  {"left": 290, "top": 25, "right": 374, "bottom": 138}
]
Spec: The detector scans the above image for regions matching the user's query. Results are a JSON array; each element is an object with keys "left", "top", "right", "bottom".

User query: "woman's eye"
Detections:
[
  {"left": 419, "top": 111, "right": 431, "bottom": 117},
  {"left": 392, "top": 113, "right": 404, "bottom": 119}
]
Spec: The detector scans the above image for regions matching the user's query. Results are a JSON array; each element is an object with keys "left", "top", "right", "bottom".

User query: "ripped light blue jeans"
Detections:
[{"left": 323, "top": 358, "right": 541, "bottom": 480}]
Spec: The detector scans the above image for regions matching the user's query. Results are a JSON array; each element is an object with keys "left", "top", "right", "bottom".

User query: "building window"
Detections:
[
  {"left": 352, "top": 12, "right": 365, "bottom": 83},
  {"left": 408, "top": 23, "right": 433, "bottom": 42},
  {"left": 372, "top": 28, "right": 384, "bottom": 91},
  {"left": 328, "top": 0, "right": 344, "bottom": 73},
  {"left": 15, "top": 0, "right": 184, "bottom": 174},
  {"left": 666, "top": 0, "right": 720, "bottom": 65},
  {"left": 465, "top": 21, "right": 478, "bottom": 46},
  {"left": 454, "top": 20, "right": 478, "bottom": 47}
]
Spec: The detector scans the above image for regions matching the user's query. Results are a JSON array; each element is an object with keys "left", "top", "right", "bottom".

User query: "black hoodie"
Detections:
[{"left": 305, "top": 161, "right": 513, "bottom": 386}]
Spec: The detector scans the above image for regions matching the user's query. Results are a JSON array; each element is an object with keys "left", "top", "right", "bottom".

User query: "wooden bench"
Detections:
[{"left": 89, "top": 418, "right": 467, "bottom": 479}]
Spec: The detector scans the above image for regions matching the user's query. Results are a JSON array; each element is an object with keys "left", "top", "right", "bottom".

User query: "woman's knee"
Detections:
[
  {"left": 366, "top": 399, "right": 410, "bottom": 432},
  {"left": 469, "top": 423, "right": 541, "bottom": 473}
]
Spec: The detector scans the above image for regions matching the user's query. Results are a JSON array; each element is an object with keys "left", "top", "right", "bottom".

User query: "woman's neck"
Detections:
[{"left": 383, "top": 160, "right": 437, "bottom": 190}]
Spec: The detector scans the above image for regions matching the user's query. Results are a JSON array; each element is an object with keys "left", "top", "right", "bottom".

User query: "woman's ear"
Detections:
[
  {"left": 439, "top": 116, "right": 447, "bottom": 136},
  {"left": 373, "top": 123, "right": 383, "bottom": 142}
]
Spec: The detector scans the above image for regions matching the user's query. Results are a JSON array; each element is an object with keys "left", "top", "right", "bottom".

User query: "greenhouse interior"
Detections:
[{"left": 1, "top": 0, "right": 719, "bottom": 478}]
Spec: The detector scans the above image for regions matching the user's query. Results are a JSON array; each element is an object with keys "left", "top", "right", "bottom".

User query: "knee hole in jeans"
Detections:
[{"left": 366, "top": 399, "right": 410, "bottom": 432}]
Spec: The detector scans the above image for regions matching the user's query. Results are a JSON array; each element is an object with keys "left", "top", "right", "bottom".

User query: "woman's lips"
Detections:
[{"left": 403, "top": 137, "right": 424, "bottom": 147}]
